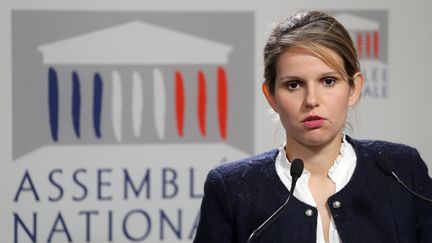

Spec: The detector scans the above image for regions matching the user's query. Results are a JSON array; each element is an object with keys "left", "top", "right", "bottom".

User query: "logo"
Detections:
[
  {"left": 333, "top": 10, "right": 389, "bottom": 99},
  {"left": 10, "top": 11, "right": 254, "bottom": 243},
  {"left": 12, "top": 11, "right": 255, "bottom": 159}
]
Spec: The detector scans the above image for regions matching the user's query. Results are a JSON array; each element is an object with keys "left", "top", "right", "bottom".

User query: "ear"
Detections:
[
  {"left": 348, "top": 72, "right": 364, "bottom": 106},
  {"left": 262, "top": 82, "right": 279, "bottom": 113}
]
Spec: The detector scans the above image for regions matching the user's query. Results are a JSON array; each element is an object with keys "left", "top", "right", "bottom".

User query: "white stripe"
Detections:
[
  {"left": 112, "top": 70, "right": 123, "bottom": 142},
  {"left": 132, "top": 71, "right": 143, "bottom": 138},
  {"left": 153, "top": 68, "right": 166, "bottom": 140}
]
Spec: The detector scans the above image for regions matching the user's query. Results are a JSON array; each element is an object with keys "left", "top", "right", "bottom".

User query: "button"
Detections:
[
  {"left": 305, "top": 209, "right": 313, "bottom": 217},
  {"left": 332, "top": 201, "right": 341, "bottom": 209}
]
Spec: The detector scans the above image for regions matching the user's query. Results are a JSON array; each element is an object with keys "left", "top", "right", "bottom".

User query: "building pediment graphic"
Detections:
[
  {"left": 38, "top": 21, "right": 233, "bottom": 65},
  {"left": 334, "top": 13, "right": 379, "bottom": 31},
  {"left": 14, "top": 12, "right": 255, "bottom": 160}
]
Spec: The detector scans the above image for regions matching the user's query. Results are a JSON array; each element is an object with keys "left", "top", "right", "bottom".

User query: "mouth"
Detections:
[
  {"left": 302, "top": 115, "right": 325, "bottom": 129},
  {"left": 302, "top": 115, "right": 325, "bottom": 122}
]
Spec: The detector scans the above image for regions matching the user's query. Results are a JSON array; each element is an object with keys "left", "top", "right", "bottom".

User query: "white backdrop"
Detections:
[{"left": 1, "top": 1, "right": 432, "bottom": 243}]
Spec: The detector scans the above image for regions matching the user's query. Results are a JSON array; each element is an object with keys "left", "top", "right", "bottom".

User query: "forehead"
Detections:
[{"left": 276, "top": 47, "right": 344, "bottom": 78}]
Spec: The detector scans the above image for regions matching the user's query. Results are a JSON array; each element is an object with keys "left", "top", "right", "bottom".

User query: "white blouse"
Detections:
[{"left": 275, "top": 136, "right": 357, "bottom": 243}]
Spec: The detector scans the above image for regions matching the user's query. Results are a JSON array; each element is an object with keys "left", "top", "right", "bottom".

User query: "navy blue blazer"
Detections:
[{"left": 193, "top": 137, "right": 432, "bottom": 243}]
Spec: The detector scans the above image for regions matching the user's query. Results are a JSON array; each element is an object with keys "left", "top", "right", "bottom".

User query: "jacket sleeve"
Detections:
[
  {"left": 193, "top": 169, "right": 236, "bottom": 243},
  {"left": 410, "top": 148, "right": 432, "bottom": 242}
]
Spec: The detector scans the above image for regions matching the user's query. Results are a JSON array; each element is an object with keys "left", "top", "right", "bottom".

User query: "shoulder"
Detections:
[
  {"left": 206, "top": 149, "right": 279, "bottom": 184},
  {"left": 348, "top": 136, "right": 424, "bottom": 174},
  {"left": 212, "top": 149, "right": 279, "bottom": 176},
  {"left": 348, "top": 136, "right": 417, "bottom": 159}
]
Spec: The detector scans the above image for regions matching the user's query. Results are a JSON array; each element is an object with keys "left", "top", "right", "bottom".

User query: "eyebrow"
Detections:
[
  {"left": 321, "top": 71, "right": 340, "bottom": 77},
  {"left": 278, "top": 71, "right": 340, "bottom": 81}
]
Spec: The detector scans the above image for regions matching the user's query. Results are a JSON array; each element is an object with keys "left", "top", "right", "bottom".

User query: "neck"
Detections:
[{"left": 285, "top": 134, "right": 343, "bottom": 177}]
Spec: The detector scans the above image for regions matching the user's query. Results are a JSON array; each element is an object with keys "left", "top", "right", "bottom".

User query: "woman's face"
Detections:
[{"left": 263, "top": 47, "right": 363, "bottom": 148}]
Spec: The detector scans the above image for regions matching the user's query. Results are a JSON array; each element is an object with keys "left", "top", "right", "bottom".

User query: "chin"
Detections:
[
  {"left": 299, "top": 132, "right": 340, "bottom": 147},
  {"left": 302, "top": 138, "right": 328, "bottom": 147}
]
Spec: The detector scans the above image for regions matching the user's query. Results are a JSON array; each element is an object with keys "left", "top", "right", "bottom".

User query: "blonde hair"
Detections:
[{"left": 264, "top": 11, "right": 360, "bottom": 94}]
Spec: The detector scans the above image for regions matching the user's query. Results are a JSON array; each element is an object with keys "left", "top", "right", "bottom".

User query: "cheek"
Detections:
[
  {"left": 330, "top": 94, "right": 350, "bottom": 119},
  {"left": 275, "top": 94, "right": 293, "bottom": 111},
  {"left": 274, "top": 95, "right": 299, "bottom": 120}
]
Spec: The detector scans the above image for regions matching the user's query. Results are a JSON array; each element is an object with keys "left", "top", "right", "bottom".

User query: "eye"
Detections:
[
  {"left": 321, "top": 77, "right": 336, "bottom": 87},
  {"left": 285, "top": 80, "right": 301, "bottom": 90}
]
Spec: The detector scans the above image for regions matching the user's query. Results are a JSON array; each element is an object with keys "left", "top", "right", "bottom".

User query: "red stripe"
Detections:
[
  {"left": 175, "top": 71, "right": 185, "bottom": 137},
  {"left": 217, "top": 67, "right": 228, "bottom": 140},
  {"left": 366, "top": 32, "right": 371, "bottom": 58},
  {"left": 356, "top": 32, "right": 362, "bottom": 58},
  {"left": 374, "top": 31, "right": 379, "bottom": 59},
  {"left": 197, "top": 71, "right": 207, "bottom": 137}
]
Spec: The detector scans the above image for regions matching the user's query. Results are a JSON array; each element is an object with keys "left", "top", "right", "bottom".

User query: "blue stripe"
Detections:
[
  {"left": 48, "top": 67, "right": 59, "bottom": 142},
  {"left": 72, "top": 71, "right": 81, "bottom": 138},
  {"left": 93, "top": 73, "right": 103, "bottom": 139}
]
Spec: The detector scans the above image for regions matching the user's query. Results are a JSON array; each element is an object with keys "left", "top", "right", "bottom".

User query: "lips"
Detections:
[
  {"left": 302, "top": 115, "right": 324, "bottom": 122},
  {"left": 302, "top": 115, "right": 325, "bottom": 129}
]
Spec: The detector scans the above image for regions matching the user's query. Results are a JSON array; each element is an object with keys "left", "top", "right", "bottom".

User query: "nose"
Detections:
[{"left": 304, "top": 86, "right": 319, "bottom": 109}]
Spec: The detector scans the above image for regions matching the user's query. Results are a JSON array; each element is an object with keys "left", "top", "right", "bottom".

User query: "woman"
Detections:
[{"left": 193, "top": 11, "right": 432, "bottom": 243}]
